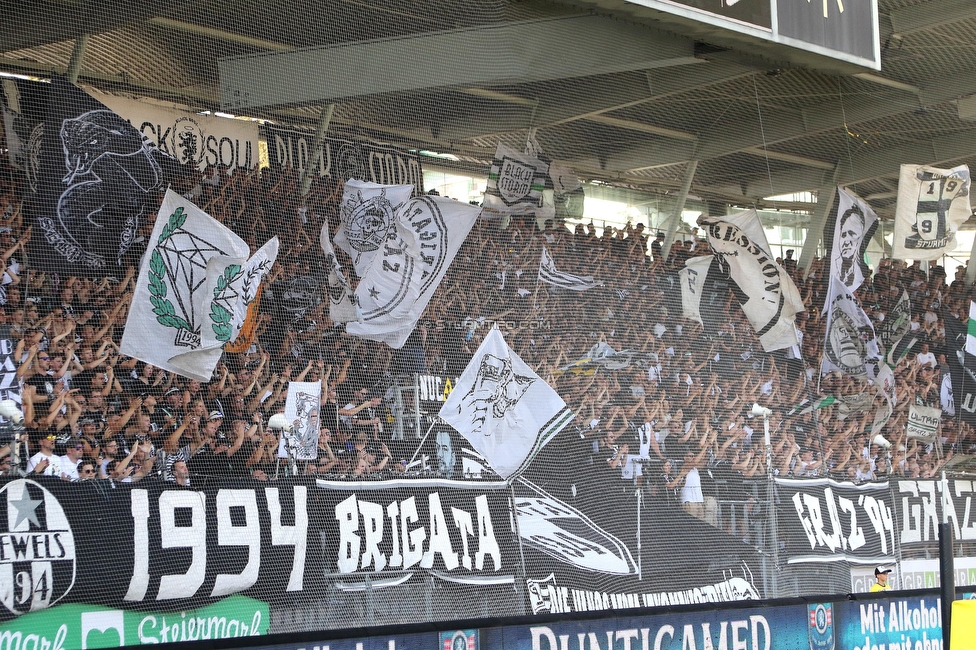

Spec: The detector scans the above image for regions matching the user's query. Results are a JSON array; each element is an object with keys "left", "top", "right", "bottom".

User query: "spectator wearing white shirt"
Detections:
[
  {"left": 915, "top": 342, "right": 936, "bottom": 369},
  {"left": 59, "top": 442, "right": 85, "bottom": 481},
  {"left": 27, "top": 433, "right": 60, "bottom": 476}
]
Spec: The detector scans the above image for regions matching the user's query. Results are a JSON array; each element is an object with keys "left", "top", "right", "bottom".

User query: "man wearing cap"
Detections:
[{"left": 871, "top": 566, "right": 893, "bottom": 592}]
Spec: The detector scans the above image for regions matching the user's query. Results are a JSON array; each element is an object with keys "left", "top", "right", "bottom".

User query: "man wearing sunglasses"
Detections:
[
  {"left": 59, "top": 441, "right": 86, "bottom": 481},
  {"left": 27, "top": 432, "right": 60, "bottom": 476}
]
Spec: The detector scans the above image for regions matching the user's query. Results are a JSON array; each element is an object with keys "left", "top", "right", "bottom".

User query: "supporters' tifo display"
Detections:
[{"left": 0, "top": 75, "right": 975, "bottom": 640}]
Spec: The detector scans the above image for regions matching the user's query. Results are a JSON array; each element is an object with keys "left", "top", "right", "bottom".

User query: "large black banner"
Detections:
[
  {"left": 894, "top": 478, "right": 976, "bottom": 547},
  {"left": 0, "top": 476, "right": 516, "bottom": 620},
  {"left": 263, "top": 125, "right": 424, "bottom": 193},
  {"left": 28, "top": 76, "right": 184, "bottom": 277}
]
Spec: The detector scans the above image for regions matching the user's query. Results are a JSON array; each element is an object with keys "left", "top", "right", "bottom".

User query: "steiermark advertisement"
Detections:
[{"left": 0, "top": 595, "right": 269, "bottom": 650}]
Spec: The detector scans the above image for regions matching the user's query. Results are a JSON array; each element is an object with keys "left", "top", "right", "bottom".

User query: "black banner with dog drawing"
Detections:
[{"left": 26, "top": 76, "right": 186, "bottom": 277}]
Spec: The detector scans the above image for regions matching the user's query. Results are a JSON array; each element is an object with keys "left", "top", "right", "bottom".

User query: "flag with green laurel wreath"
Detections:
[{"left": 121, "top": 189, "right": 251, "bottom": 381}]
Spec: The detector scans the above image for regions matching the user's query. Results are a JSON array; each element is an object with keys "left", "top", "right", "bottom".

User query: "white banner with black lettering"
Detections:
[
  {"left": 893, "top": 163, "right": 972, "bottom": 261},
  {"left": 906, "top": 404, "right": 941, "bottom": 442},
  {"left": 679, "top": 255, "right": 713, "bottom": 324},
  {"left": 88, "top": 88, "right": 259, "bottom": 172},
  {"left": 698, "top": 210, "right": 804, "bottom": 352},
  {"left": 829, "top": 187, "right": 878, "bottom": 292}
]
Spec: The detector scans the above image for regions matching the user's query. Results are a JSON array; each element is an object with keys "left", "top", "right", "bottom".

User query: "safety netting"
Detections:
[{"left": 0, "top": 0, "right": 974, "bottom": 646}]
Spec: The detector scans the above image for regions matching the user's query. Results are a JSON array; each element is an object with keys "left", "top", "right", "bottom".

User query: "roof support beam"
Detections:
[
  {"left": 218, "top": 15, "right": 699, "bottom": 111},
  {"left": 890, "top": 0, "right": 976, "bottom": 38},
  {"left": 799, "top": 163, "right": 842, "bottom": 277}
]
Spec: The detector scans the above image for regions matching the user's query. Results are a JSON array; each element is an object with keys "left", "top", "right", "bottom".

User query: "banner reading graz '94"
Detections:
[
  {"left": 0, "top": 476, "right": 515, "bottom": 621},
  {"left": 775, "top": 477, "right": 896, "bottom": 564}
]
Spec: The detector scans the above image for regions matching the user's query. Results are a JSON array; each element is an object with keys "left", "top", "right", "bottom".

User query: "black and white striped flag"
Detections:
[{"left": 538, "top": 247, "right": 602, "bottom": 291}]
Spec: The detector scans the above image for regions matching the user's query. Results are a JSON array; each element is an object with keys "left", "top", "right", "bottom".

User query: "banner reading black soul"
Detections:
[{"left": 263, "top": 125, "right": 424, "bottom": 194}]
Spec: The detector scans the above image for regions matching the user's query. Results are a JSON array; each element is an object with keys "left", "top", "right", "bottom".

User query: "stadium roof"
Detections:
[{"left": 2, "top": 0, "right": 975, "bottom": 218}]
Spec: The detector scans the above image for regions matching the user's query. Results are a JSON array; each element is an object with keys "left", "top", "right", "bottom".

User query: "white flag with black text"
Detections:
[
  {"left": 440, "top": 327, "right": 573, "bottom": 479},
  {"left": 346, "top": 195, "right": 480, "bottom": 348},
  {"left": 893, "top": 164, "right": 971, "bottom": 261},
  {"left": 679, "top": 255, "right": 713, "bottom": 324},
  {"left": 698, "top": 210, "right": 804, "bottom": 351},
  {"left": 483, "top": 144, "right": 549, "bottom": 217}
]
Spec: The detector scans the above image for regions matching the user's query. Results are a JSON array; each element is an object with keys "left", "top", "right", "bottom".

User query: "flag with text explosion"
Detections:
[
  {"left": 333, "top": 179, "right": 413, "bottom": 278},
  {"left": 346, "top": 195, "right": 480, "bottom": 348},
  {"left": 440, "top": 328, "right": 572, "bottom": 479},
  {"left": 29, "top": 76, "right": 182, "bottom": 276},
  {"left": 679, "top": 255, "right": 713, "bottom": 324},
  {"left": 821, "top": 275, "right": 881, "bottom": 378},
  {"left": 893, "top": 163, "right": 971, "bottom": 261},
  {"left": 538, "top": 247, "right": 602, "bottom": 291},
  {"left": 827, "top": 187, "right": 878, "bottom": 291},
  {"left": 483, "top": 144, "right": 549, "bottom": 217},
  {"left": 319, "top": 220, "right": 361, "bottom": 323},
  {"left": 121, "top": 190, "right": 250, "bottom": 381},
  {"left": 698, "top": 210, "right": 804, "bottom": 351}
]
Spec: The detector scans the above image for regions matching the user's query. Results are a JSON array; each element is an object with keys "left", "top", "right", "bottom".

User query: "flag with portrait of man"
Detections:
[{"left": 826, "top": 187, "right": 878, "bottom": 292}]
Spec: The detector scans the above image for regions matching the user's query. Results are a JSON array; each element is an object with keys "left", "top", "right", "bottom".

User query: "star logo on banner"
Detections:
[
  {"left": 9, "top": 491, "right": 42, "bottom": 528},
  {"left": 369, "top": 287, "right": 381, "bottom": 299}
]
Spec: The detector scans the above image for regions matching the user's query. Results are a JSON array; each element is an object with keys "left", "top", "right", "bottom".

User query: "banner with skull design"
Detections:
[{"left": 440, "top": 327, "right": 573, "bottom": 479}]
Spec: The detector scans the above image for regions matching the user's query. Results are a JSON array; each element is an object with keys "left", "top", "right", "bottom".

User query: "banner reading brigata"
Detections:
[{"left": 263, "top": 125, "right": 424, "bottom": 193}]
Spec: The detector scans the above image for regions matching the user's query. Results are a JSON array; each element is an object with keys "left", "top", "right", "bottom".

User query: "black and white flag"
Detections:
[
  {"left": 893, "top": 163, "right": 971, "bottom": 260},
  {"left": 877, "top": 289, "right": 912, "bottom": 365},
  {"left": 333, "top": 179, "right": 413, "bottom": 278},
  {"left": 827, "top": 187, "right": 878, "bottom": 291},
  {"left": 698, "top": 210, "right": 804, "bottom": 352},
  {"left": 319, "top": 220, "right": 361, "bottom": 324},
  {"left": 821, "top": 275, "right": 881, "bottom": 379},
  {"left": 440, "top": 328, "right": 573, "bottom": 479},
  {"left": 483, "top": 144, "right": 549, "bottom": 217},
  {"left": 29, "top": 76, "right": 182, "bottom": 276},
  {"left": 538, "top": 247, "right": 601, "bottom": 291},
  {"left": 679, "top": 255, "right": 713, "bottom": 324},
  {"left": 346, "top": 195, "right": 480, "bottom": 348}
]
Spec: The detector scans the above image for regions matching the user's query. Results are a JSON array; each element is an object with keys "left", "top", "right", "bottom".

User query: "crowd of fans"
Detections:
[{"left": 0, "top": 141, "right": 971, "bottom": 539}]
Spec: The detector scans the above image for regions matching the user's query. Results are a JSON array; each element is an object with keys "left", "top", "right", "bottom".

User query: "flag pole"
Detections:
[{"left": 408, "top": 421, "right": 438, "bottom": 466}]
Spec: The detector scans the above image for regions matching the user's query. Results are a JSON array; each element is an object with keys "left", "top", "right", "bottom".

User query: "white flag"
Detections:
[
  {"left": 538, "top": 247, "right": 602, "bottom": 291},
  {"left": 893, "top": 164, "right": 971, "bottom": 261},
  {"left": 906, "top": 404, "right": 941, "bottom": 442},
  {"left": 277, "top": 382, "right": 323, "bottom": 461},
  {"left": 830, "top": 187, "right": 878, "bottom": 291},
  {"left": 440, "top": 328, "right": 573, "bottom": 479},
  {"left": 482, "top": 144, "right": 549, "bottom": 217},
  {"left": 200, "top": 237, "right": 279, "bottom": 350},
  {"left": 679, "top": 255, "right": 713, "bottom": 324},
  {"left": 698, "top": 210, "right": 804, "bottom": 351},
  {"left": 319, "top": 220, "right": 361, "bottom": 323},
  {"left": 333, "top": 179, "right": 413, "bottom": 277},
  {"left": 346, "top": 195, "right": 480, "bottom": 348},
  {"left": 121, "top": 190, "right": 249, "bottom": 381},
  {"left": 821, "top": 275, "right": 881, "bottom": 378}
]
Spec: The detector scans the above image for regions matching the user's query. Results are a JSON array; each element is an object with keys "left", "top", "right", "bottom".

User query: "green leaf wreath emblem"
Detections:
[
  {"left": 210, "top": 264, "right": 242, "bottom": 342},
  {"left": 147, "top": 207, "right": 191, "bottom": 331}
]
